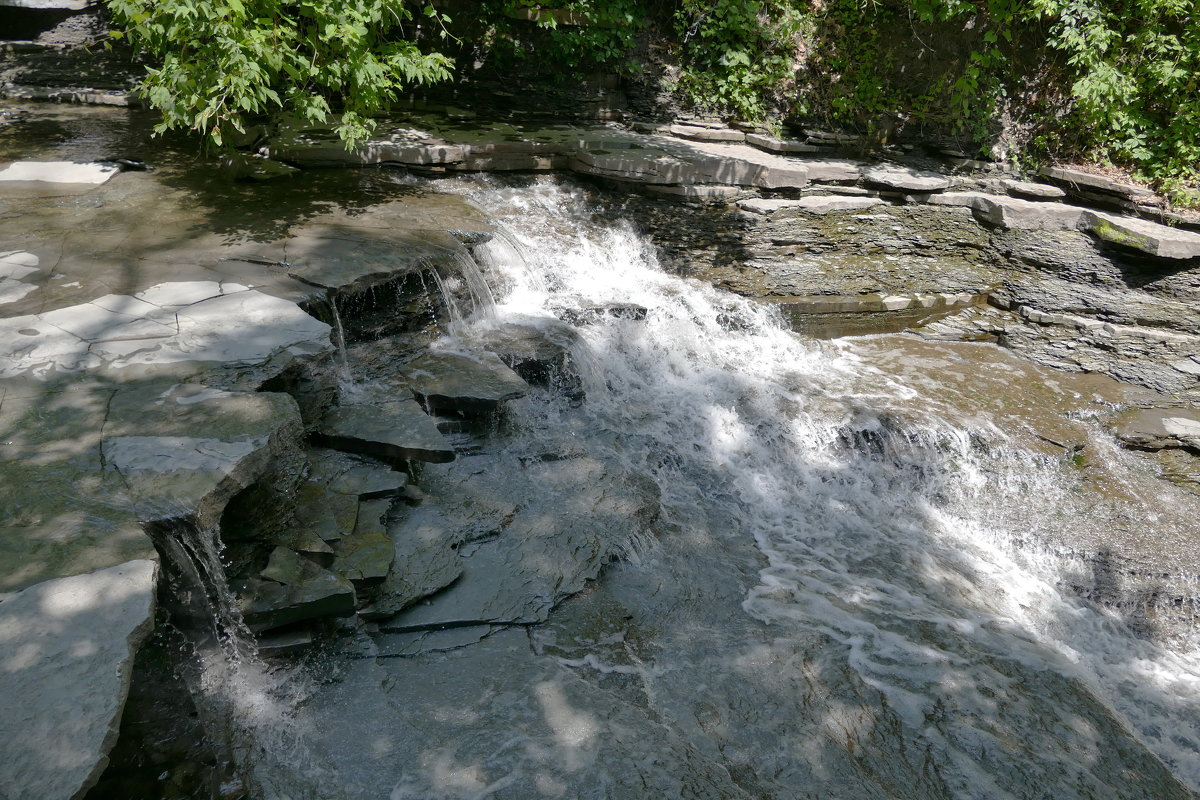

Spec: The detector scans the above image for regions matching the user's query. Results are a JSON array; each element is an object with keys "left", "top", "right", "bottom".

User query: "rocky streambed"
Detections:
[{"left": 1, "top": 101, "right": 1199, "bottom": 800}]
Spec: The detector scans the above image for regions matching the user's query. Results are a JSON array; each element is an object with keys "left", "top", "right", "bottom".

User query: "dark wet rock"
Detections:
[
  {"left": 380, "top": 454, "right": 659, "bottom": 632},
  {"left": 1111, "top": 408, "right": 1200, "bottom": 451},
  {"left": 332, "top": 528, "right": 394, "bottom": 585},
  {"left": 287, "top": 629, "right": 753, "bottom": 799},
  {"left": 332, "top": 499, "right": 395, "bottom": 585},
  {"left": 466, "top": 318, "right": 582, "bottom": 390},
  {"left": 0, "top": 560, "right": 157, "bottom": 800},
  {"left": 305, "top": 447, "right": 407, "bottom": 500},
  {"left": 219, "top": 153, "right": 299, "bottom": 181},
  {"left": 283, "top": 479, "right": 360, "bottom": 547},
  {"left": 237, "top": 553, "right": 356, "bottom": 631},
  {"left": 862, "top": 165, "right": 950, "bottom": 193},
  {"left": 358, "top": 505, "right": 465, "bottom": 621},
  {"left": 256, "top": 626, "right": 315, "bottom": 656},
  {"left": 558, "top": 302, "right": 648, "bottom": 325},
  {"left": 315, "top": 397, "right": 455, "bottom": 464},
  {"left": 402, "top": 350, "right": 529, "bottom": 416}
]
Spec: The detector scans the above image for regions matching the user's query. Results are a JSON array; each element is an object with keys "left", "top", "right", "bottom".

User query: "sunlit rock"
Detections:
[{"left": 0, "top": 560, "right": 157, "bottom": 800}]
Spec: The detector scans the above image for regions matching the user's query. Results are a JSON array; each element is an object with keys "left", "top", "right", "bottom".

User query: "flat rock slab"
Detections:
[
  {"left": 0, "top": 161, "right": 120, "bottom": 186},
  {"left": 0, "top": 281, "right": 332, "bottom": 381},
  {"left": 279, "top": 630, "right": 751, "bottom": 799},
  {"left": 0, "top": 250, "right": 42, "bottom": 307},
  {"left": 466, "top": 318, "right": 582, "bottom": 389},
  {"left": 745, "top": 133, "right": 822, "bottom": 154},
  {"left": 738, "top": 196, "right": 884, "bottom": 217},
  {"left": 237, "top": 555, "right": 356, "bottom": 631},
  {"left": 1040, "top": 165, "right": 1155, "bottom": 199},
  {"left": 403, "top": 350, "right": 529, "bottom": 416},
  {"left": 284, "top": 227, "right": 467, "bottom": 293},
  {"left": 381, "top": 454, "right": 659, "bottom": 632},
  {"left": 1084, "top": 211, "right": 1200, "bottom": 259},
  {"left": 103, "top": 384, "right": 302, "bottom": 528},
  {"left": 0, "top": 382, "right": 153, "bottom": 592},
  {"left": 862, "top": 165, "right": 950, "bottom": 192},
  {"left": 317, "top": 398, "right": 455, "bottom": 464},
  {"left": 360, "top": 505, "right": 464, "bottom": 620},
  {"left": 0, "top": 560, "right": 157, "bottom": 800},
  {"left": 1004, "top": 179, "right": 1066, "bottom": 200},
  {"left": 971, "top": 195, "right": 1087, "bottom": 231},
  {"left": 1111, "top": 408, "right": 1200, "bottom": 451},
  {"left": 305, "top": 447, "right": 407, "bottom": 500}
]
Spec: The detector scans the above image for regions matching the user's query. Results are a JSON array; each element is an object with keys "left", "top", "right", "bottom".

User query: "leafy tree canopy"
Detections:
[{"left": 107, "top": 0, "right": 454, "bottom": 147}]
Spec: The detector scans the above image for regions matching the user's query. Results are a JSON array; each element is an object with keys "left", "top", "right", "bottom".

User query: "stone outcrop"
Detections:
[
  {"left": 1111, "top": 408, "right": 1200, "bottom": 451},
  {"left": 316, "top": 397, "right": 456, "bottom": 464},
  {"left": 402, "top": 350, "right": 530, "bottom": 416},
  {"left": 0, "top": 560, "right": 157, "bottom": 800}
]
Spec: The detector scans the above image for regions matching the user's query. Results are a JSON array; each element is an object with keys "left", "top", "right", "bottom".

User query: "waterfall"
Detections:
[
  {"left": 249, "top": 173, "right": 1200, "bottom": 799},
  {"left": 448, "top": 176, "right": 1200, "bottom": 795}
]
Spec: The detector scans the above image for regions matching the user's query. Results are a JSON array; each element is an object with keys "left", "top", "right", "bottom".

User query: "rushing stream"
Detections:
[{"left": 222, "top": 175, "right": 1200, "bottom": 799}]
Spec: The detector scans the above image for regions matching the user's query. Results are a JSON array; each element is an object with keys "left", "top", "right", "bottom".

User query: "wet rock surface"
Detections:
[
  {"left": 0, "top": 560, "right": 157, "bottom": 800},
  {"left": 1, "top": 99, "right": 1198, "bottom": 800},
  {"left": 402, "top": 349, "right": 530, "bottom": 416}
]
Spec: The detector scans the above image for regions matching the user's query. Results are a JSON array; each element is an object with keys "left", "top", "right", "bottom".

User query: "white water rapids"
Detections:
[{"left": 237, "top": 176, "right": 1200, "bottom": 799}]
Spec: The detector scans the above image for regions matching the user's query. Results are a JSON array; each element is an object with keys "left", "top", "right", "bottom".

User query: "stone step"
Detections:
[{"left": 315, "top": 397, "right": 455, "bottom": 464}]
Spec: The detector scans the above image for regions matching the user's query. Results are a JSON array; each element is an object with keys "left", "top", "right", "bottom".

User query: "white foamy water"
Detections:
[{"left": 442, "top": 176, "right": 1200, "bottom": 796}]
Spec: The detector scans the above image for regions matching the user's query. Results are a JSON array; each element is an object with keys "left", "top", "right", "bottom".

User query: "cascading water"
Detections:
[{"left": 253, "top": 175, "right": 1200, "bottom": 799}]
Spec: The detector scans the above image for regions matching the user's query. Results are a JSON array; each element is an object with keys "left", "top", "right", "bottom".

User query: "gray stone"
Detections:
[
  {"left": 286, "top": 479, "right": 361, "bottom": 544},
  {"left": 1003, "top": 179, "right": 1067, "bottom": 200},
  {"left": 738, "top": 196, "right": 885, "bottom": 216},
  {"left": 0, "top": 250, "right": 41, "bottom": 307},
  {"left": 316, "top": 398, "right": 455, "bottom": 464},
  {"left": 644, "top": 184, "right": 742, "bottom": 202},
  {"left": 1083, "top": 211, "right": 1200, "bottom": 259},
  {"left": 972, "top": 195, "right": 1087, "bottom": 231},
  {"left": 1040, "top": 165, "right": 1155, "bottom": 199},
  {"left": 804, "top": 158, "right": 862, "bottom": 182},
  {"left": 0, "top": 160, "right": 119, "bottom": 185},
  {"left": 403, "top": 350, "right": 529, "bottom": 416},
  {"left": 466, "top": 319, "right": 581, "bottom": 390},
  {"left": 668, "top": 124, "right": 746, "bottom": 143},
  {"left": 237, "top": 559, "right": 356, "bottom": 631},
  {"left": 382, "top": 455, "right": 659, "bottom": 632},
  {"left": 284, "top": 226, "right": 469, "bottom": 294},
  {"left": 102, "top": 384, "right": 303, "bottom": 529},
  {"left": 0, "top": 282, "right": 332, "bottom": 381},
  {"left": 332, "top": 506, "right": 395, "bottom": 585},
  {"left": 925, "top": 191, "right": 991, "bottom": 209},
  {"left": 1111, "top": 408, "right": 1200, "bottom": 451},
  {"left": 360, "top": 505, "right": 464, "bottom": 620},
  {"left": 863, "top": 165, "right": 950, "bottom": 192},
  {"left": 0, "top": 560, "right": 157, "bottom": 800},
  {"left": 745, "top": 133, "right": 822, "bottom": 154}
]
